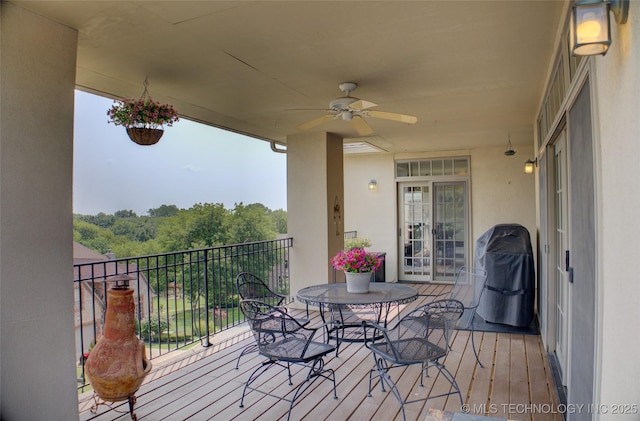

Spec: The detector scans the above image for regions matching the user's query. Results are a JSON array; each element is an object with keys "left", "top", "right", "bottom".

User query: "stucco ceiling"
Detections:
[{"left": 13, "top": 1, "right": 567, "bottom": 153}]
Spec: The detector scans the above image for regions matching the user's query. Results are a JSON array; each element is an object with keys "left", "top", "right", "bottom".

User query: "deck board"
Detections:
[{"left": 79, "top": 283, "right": 560, "bottom": 421}]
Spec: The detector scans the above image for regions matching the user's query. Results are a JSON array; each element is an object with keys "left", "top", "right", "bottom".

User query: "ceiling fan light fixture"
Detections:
[
  {"left": 296, "top": 82, "right": 417, "bottom": 135},
  {"left": 330, "top": 97, "right": 358, "bottom": 111}
]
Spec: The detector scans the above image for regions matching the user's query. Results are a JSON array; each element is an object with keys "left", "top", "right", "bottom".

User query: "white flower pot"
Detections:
[{"left": 345, "top": 272, "right": 372, "bottom": 293}]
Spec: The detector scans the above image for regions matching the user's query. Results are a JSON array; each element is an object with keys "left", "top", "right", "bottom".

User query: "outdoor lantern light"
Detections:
[
  {"left": 368, "top": 180, "right": 378, "bottom": 191},
  {"left": 524, "top": 159, "right": 537, "bottom": 174},
  {"left": 570, "top": 0, "right": 629, "bottom": 56}
]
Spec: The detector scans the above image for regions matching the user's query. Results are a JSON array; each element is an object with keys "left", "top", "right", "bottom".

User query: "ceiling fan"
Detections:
[{"left": 296, "top": 82, "right": 418, "bottom": 136}]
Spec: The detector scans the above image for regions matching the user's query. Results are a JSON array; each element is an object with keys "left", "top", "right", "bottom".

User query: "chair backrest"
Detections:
[
  {"left": 365, "top": 299, "right": 463, "bottom": 363},
  {"left": 239, "top": 299, "right": 328, "bottom": 361},
  {"left": 449, "top": 267, "right": 488, "bottom": 329},
  {"left": 449, "top": 267, "right": 487, "bottom": 308},
  {"left": 236, "top": 272, "right": 286, "bottom": 307}
]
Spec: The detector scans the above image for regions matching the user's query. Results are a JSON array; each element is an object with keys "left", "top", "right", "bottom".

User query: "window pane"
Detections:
[
  {"left": 397, "top": 162, "right": 409, "bottom": 177},
  {"left": 417, "top": 161, "right": 428, "bottom": 176},
  {"left": 443, "top": 159, "right": 453, "bottom": 175},
  {"left": 432, "top": 160, "right": 443, "bottom": 176},
  {"left": 454, "top": 159, "right": 468, "bottom": 175},
  {"left": 410, "top": 161, "right": 419, "bottom": 177}
]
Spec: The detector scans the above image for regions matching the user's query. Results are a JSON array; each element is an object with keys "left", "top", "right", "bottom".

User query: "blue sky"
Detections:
[{"left": 73, "top": 91, "right": 287, "bottom": 215}]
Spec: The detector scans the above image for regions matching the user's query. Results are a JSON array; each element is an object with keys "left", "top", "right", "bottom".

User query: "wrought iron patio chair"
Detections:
[
  {"left": 235, "top": 272, "right": 308, "bottom": 368},
  {"left": 446, "top": 266, "right": 488, "bottom": 366},
  {"left": 363, "top": 299, "right": 464, "bottom": 419},
  {"left": 425, "top": 266, "right": 488, "bottom": 366},
  {"left": 238, "top": 299, "right": 338, "bottom": 421},
  {"left": 362, "top": 299, "right": 464, "bottom": 421}
]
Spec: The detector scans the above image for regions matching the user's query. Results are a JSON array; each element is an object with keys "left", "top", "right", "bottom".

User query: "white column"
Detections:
[
  {"left": 0, "top": 4, "right": 79, "bottom": 419},
  {"left": 287, "top": 132, "right": 344, "bottom": 298}
]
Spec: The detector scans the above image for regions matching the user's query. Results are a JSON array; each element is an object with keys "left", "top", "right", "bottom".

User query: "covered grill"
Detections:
[{"left": 476, "top": 224, "right": 535, "bottom": 327}]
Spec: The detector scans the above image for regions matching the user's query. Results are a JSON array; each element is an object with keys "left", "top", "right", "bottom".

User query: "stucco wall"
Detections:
[
  {"left": 471, "top": 146, "right": 537, "bottom": 253},
  {"left": 592, "top": 7, "right": 640, "bottom": 416},
  {"left": 343, "top": 153, "right": 397, "bottom": 281},
  {"left": 344, "top": 145, "right": 536, "bottom": 283},
  {"left": 0, "top": 4, "right": 78, "bottom": 419},
  {"left": 287, "top": 132, "right": 343, "bottom": 293}
]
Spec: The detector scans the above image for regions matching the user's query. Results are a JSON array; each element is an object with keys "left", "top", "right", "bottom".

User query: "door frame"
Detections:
[
  {"left": 397, "top": 178, "right": 470, "bottom": 283},
  {"left": 550, "top": 129, "right": 571, "bottom": 386}
]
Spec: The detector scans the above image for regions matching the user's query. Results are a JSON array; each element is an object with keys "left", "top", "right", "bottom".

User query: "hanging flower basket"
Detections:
[{"left": 107, "top": 78, "right": 179, "bottom": 146}]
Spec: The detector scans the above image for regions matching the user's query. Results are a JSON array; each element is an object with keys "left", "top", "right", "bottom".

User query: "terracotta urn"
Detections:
[{"left": 85, "top": 285, "right": 151, "bottom": 402}]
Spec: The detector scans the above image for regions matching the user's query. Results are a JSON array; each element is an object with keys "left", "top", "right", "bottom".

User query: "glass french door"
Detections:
[
  {"left": 433, "top": 182, "right": 467, "bottom": 279},
  {"left": 399, "top": 181, "right": 468, "bottom": 282},
  {"left": 400, "top": 184, "right": 432, "bottom": 281},
  {"left": 553, "top": 132, "right": 569, "bottom": 384}
]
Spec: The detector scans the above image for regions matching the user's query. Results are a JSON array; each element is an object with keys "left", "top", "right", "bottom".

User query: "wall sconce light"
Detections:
[
  {"left": 570, "top": 0, "right": 629, "bottom": 56},
  {"left": 368, "top": 179, "right": 378, "bottom": 191},
  {"left": 524, "top": 158, "right": 537, "bottom": 174}
]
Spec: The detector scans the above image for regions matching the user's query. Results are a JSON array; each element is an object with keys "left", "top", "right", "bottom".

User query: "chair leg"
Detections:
[
  {"left": 431, "top": 360, "right": 463, "bottom": 405},
  {"left": 368, "top": 368, "right": 376, "bottom": 396},
  {"left": 286, "top": 358, "right": 337, "bottom": 421},
  {"left": 239, "top": 361, "right": 274, "bottom": 408},
  {"left": 470, "top": 316, "right": 484, "bottom": 368},
  {"left": 371, "top": 364, "right": 407, "bottom": 421},
  {"left": 368, "top": 357, "right": 391, "bottom": 393},
  {"left": 235, "top": 344, "right": 258, "bottom": 369}
]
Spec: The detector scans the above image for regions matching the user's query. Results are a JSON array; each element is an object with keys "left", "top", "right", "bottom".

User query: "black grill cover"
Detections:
[{"left": 476, "top": 224, "right": 535, "bottom": 327}]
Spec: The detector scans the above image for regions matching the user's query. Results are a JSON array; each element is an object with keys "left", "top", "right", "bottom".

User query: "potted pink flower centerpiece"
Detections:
[{"left": 331, "top": 247, "right": 382, "bottom": 293}]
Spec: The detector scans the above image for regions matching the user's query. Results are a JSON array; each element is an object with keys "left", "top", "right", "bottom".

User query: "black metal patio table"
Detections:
[{"left": 296, "top": 283, "right": 418, "bottom": 354}]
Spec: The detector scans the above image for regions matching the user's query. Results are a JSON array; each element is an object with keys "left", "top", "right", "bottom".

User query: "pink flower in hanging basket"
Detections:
[{"left": 108, "top": 97, "right": 179, "bottom": 129}]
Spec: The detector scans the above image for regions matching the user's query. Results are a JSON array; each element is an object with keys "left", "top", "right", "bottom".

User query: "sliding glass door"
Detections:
[{"left": 399, "top": 181, "right": 468, "bottom": 282}]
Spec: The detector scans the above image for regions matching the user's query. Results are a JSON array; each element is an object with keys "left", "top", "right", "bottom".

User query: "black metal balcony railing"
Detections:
[{"left": 73, "top": 238, "right": 293, "bottom": 392}]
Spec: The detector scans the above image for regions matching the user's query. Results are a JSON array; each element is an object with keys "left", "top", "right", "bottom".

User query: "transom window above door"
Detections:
[{"left": 396, "top": 158, "right": 469, "bottom": 178}]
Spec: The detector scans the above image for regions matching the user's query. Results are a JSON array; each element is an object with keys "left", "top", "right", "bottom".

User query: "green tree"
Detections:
[
  {"left": 185, "top": 203, "right": 228, "bottom": 248},
  {"left": 155, "top": 214, "right": 190, "bottom": 252},
  {"left": 148, "top": 204, "right": 179, "bottom": 218},
  {"left": 269, "top": 208, "right": 287, "bottom": 234},
  {"left": 225, "top": 203, "right": 276, "bottom": 244},
  {"left": 111, "top": 218, "right": 156, "bottom": 242},
  {"left": 73, "top": 219, "right": 121, "bottom": 254},
  {"left": 73, "top": 203, "right": 287, "bottom": 257},
  {"left": 114, "top": 209, "right": 138, "bottom": 218},
  {"left": 75, "top": 212, "right": 116, "bottom": 228}
]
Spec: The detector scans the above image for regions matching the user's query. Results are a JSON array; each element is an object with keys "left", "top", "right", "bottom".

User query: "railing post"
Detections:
[{"left": 203, "top": 248, "right": 211, "bottom": 347}]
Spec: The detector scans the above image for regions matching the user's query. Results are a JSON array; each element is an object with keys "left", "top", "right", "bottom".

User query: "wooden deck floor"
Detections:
[{"left": 79, "top": 283, "right": 561, "bottom": 421}]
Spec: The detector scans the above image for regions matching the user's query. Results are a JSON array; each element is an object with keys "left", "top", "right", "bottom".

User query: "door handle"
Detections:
[{"left": 565, "top": 250, "right": 574, "bottom": 283}]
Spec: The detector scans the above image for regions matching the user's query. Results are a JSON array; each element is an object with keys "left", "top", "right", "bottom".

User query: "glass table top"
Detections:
[{"left": 296, "top": 283, "right": 418, "bottom": 307}]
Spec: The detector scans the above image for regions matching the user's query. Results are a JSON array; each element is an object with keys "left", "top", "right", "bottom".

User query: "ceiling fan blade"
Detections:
[
  {"left": 367, "top": 110, "right": 417, "bottom": 124},
  {"left": 296, "top": 114, "right": 336, "bottom": 131},
  {"left": 350, "top": 99, "right": 377, "bottom": 111},
  {"left": 351, "top": 116, "right": 374, "bottom": 136}
]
